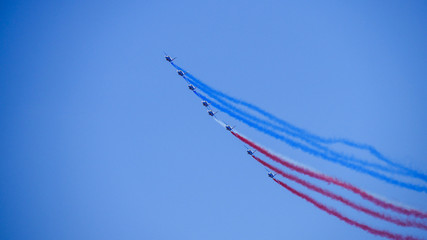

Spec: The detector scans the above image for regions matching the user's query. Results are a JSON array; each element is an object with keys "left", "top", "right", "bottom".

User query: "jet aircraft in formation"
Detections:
[
  {"left": 225, "top": 125, "right": 235, "bottom": 131},
  {"left": 245, "top": 146, "right": 256, "bottom": 155},
  {"left": 178, "top": 70, "right": 185, "bottom": 76},
  {"left": 266, "top": 168, "right": 277, "bottom": 179},
  {"left": 167, "top": 53, "right": 277, "bottom": 180},
  {"left": 188, "top": 84, "right": 196, "bottom": 91},
  {"left": 164, "top": 52, "right": 176, "bottom": 62},
  {"left": 207, "top": 110, "right": 217, "bottom": 116}
]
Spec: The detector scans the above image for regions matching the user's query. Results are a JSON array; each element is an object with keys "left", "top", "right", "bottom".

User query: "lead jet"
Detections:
[
  {"left": 265, "top": 168, "right": 277, "bottom": 179},
  {"left": 164, "top": 52, "right": 176, "bottom": 62},
  {"left": 202, "top": 101, "right": 209, "bottom": 107},
  {"left": 207, "top": 110, "right": 218, "bottom": 116}
]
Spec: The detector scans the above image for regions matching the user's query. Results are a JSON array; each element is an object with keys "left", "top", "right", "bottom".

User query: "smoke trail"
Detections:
[
  {"left": 171, "top": 63, "right": 427, "bottom": 182},
  {"left": 191, "top": 75, "right": 427, "bottom": 182},
  {"left": 187, "top": 75, "right": 403, "bottom": 174},
  {"left": 192, "top": 89, "right": 427, "bottom": 192},
  {"left": 174, "top": 65, "right": 427, "bottom": 184},
  {"left": 272, "top": 178, "right": 420, "bottom": 240},
  {"left": 194, "top": 78, "right": 411, "bottom": 176},
  {"left": 231, "top": 131, "right": 427, "bottom": 219},
  {"left": 254, "top": 155, "right": 427, "bottom": 230}
]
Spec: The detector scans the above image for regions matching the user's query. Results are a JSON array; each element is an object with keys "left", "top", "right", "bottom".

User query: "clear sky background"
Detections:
[{"left": 1, "top": 1, "right": 427, "bottom": 239}]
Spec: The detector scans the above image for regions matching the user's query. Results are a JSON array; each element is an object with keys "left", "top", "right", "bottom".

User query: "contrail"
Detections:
[
  {"left": 231, "top": 131, "right": 427, "bottom": 219},
  {"left": 171, "top": 62, "right": 427, "bottom": 183},
  {"left": 272, "top": 178, "right": 421, "bottom": 240},
  {"left": 254, "top": 155, "right": 427, "bottom": 230}
]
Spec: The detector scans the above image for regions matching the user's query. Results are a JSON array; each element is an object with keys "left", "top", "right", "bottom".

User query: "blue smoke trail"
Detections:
[
  {"left": 185, "top": 77, "right": 407, "bottom": 176},
  {"left": 190, "top": 89, "right": 427, "bottom": 193},
  {"left": 173, "top": 65, "right": 408, "bottom": 176},
  {"left": 171, "top": 63, "right": 427, "bottom": 183},
  {"left": 187, "top": 76, "right": 404, "bottom": 175}
]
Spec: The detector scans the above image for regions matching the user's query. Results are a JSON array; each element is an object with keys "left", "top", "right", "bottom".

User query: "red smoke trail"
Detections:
[
  {"left": 272, "top": 178, "right": 420, "bottom": 240},
  {"left": 231, "top": 131, "right": 427, "bottom": 219},
  {"left": 254, "top": 156, "right": 427, "bottom": 230}
]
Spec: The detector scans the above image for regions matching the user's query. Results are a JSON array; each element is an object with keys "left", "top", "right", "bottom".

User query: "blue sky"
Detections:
[{"left": 1, "top": 1, "right": 426, "bottom": 239}]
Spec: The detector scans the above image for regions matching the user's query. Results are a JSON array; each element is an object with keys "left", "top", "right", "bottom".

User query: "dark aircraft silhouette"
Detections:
[
  {"left": 244, "top": 146, "right": 256, "bottom": 155},
  {"left": 164, "top": 52, "right": 176, "bottom": 62},
  {"left": 188, "top": 84, "right": 196, "bottom": 91},
  {"left": 225, "top": 125, "right": 235, "bottom": 131},
  {"left": 265, "top": 168, "right": 277, "bottom": 179},
  {"left": 207, "top": 110, "right": 218, "bottom": 116}
]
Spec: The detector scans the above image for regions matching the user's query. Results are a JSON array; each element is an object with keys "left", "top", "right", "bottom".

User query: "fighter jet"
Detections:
[
  {"left": 202, "top": 101, "right": 209, "bottom": 107},
  {"left": 225, "top": 125, "right": 235, "bottom": 131},
  {"left": 247, "top": 149, "right": 256, "bottom": 155},
  {"left": 244, "top": 146, "right": 256, "bottom": 155},
  {"left": 177, "top": 70, "right": 185, "bottom": 76},
  {"left": 207, "top": 110, "right": 218, "bottom": 116},
  {"left": 188, "top": 84, "right": 196, "bottom": 91},
  {"left": 265, "top": 168, "right": 277, "bottom": 179},
  {"left": 164, "top": 52, "right": 176, "bottom": 62}
]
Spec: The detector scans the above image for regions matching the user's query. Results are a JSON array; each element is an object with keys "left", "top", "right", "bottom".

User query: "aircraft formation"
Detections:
[
  {"left": 164, "top": 53, "right": 427, "bottom": 240},
  {"left": 165, "top": 53, "right": 277, "bottom": 179}
]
